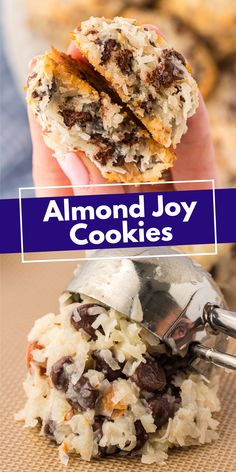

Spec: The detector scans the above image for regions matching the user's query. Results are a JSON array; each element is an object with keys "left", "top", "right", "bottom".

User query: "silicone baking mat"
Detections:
[{"left": 1, "top": 254, "right": 236, "bottom": 472}]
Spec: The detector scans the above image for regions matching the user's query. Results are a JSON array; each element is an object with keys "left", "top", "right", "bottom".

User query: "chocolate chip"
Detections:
[
  {"left": 71, "top": 303, "right": 103, "bottom": 340},
  {"left": 48, "top": 78, "right": 57, "bottom": 100},
  {"left": 95, "top": 38, "right": 102, "bottom": 46},
  {"left": 66, "top": 375, "right": 99, "bottom": 411},
  {"left": 133, "top": 155, "right": 142, "bottom": 168},
  {"left": 94, "top": 145, "right": 115, "bottom": 166},
  {"left": 70, "top": 292, "right": 82, "bottom": 303},
  {"left": 150, "top": 63, "right": 174, "bottom": 90},
  {"left": 159, "top": 354, "right": 191, "bottom": 380},
  {"left": 31, "top": 89, "right": 47, "bottom": 101},
  {"left": 113, "top": 154, "right": 125, "bottom": 167},
  {"left": 32, "top": 90, "right": 39, "bottom": 99},
  {"left": 36, "top": 417, "right": 43, "bottom": 426},
  {"left": 93, "top": 117, "right": 104, "bottom": 133},
  {"left": 39, "top": 366, "right": 47, "bottom": 376},
  {"left": 90, "top": 135, "right": 116, "bottom": 165},
  {"left": 147, "top": 395, "right": 175, "bottom": 428},
  {"left": 43, "top": 420, "right": 56, "bottom": 442},
  {"left": 121, "top": 131, "right": 138, "bottom": 145},
  {"left": 133, "top": 420, "right": 148, "bottom": 451},
  {"left": 92, "top": 351, "right": 124, "bottom": 381},
  {"left": 161, "top": 169, "right": 172, "bottom": 181},
  {"left": 149, "top": 48, "right": 185, "bottom": 91},
  {"left": 133, "top": 83, "right": 141, "bottom": 94},
  {"left": 90, "top": 134, "right": 110, "bottom": 146},
  {"left": 131, "top": 357, "right": 166, "bottom": 392},
  {"left": 93, "top": 416, "right": 105, "bottom": 455},
  {"left": 87, "top": 29, "right": 97, "bottom": 35},
  {"left": 101, "top": 39, "right": 120, "bottom": 64},
  {"left": 162, "top": 49, "right": 185, "bottom": 66},
  {"left": 50, "top": 356, "right": 73, "bottom": 391},
  {"left": 167, "top": 383, "right": 181, "bottom": 400},
  {"left": 60, "top": 109, "right": 92, "bottom": 128},
  {"left": 93, "top": 416, "right": 104, "bottom": 440},
  {"left": 140, "top": 94, "right": 154, "bottom": 113},
  {"left": 116, "top": 49, "right": 133, "bottom": 75},
  {"left": 93, "top": 417, "right": 118, "bottom": 457}
]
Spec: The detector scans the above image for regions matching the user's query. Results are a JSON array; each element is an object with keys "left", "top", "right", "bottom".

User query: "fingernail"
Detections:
[
  {"left": 60, "top": 152, "right": 90, "bottom": 186},
  {"left": 143, "top": 24, "right": 165, "bottom": 40},
  {"left": 28, "top": 56, "right": 39, "bottom": 70}
]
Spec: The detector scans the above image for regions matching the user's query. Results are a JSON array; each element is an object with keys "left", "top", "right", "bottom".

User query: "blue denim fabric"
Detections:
[{"left": 0, "top": 38, "right": 33, "bottom": 198}]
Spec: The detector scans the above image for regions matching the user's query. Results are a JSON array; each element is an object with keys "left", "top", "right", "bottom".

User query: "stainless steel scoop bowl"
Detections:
[{"left": 65, "top": 247, "right": 236, "bottom": 375}]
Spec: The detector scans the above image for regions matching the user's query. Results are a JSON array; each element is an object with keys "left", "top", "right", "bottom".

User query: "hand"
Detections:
[{"left": 29, "top": 33, "right": 219, "bottom": 197}]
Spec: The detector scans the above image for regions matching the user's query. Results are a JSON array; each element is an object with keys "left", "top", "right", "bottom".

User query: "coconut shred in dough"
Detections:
[{"left": 16, "top": 290, "right": 220, "bottom": 465}]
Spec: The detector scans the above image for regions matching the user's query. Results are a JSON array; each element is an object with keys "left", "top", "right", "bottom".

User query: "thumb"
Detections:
[{"left": 59, "top": 152, "right": 125, "bottom": 195}]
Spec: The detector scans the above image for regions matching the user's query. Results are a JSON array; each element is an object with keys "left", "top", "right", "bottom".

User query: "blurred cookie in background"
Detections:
[
  {"left": 124, "top": 0, "right": 155, "bottom": 5},
  {"left": 211, "top": 244, "right": 236, "bottom": 311},
  {"left": 174, "top": 244, "right": 228, "bottom": 272},
  {"left": 123, "top": 8, "right": 218, "bottom": 98},
  {"left": 158, "top": 0, "right": 236, "bottom": 59},
  {"left": 207, "top": 59, "right": 236, "bottom": 187},
  {"left": 25, "top": 0, "right": 126, "bottom": 48},
  {"left": 175, "top": 244, "right": 236, "bottom": 311}
]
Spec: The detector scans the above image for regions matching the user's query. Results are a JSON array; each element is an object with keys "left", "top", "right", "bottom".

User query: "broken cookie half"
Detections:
[
  {"left": 73, "top": 16, "right": 199, "bottom": 148},
  {"left": 27, "top": 47, "right": 175, "bottom": 183}
]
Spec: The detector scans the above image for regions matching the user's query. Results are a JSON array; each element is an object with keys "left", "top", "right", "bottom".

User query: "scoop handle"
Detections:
[
  {"left": 203, "top": 304, "right": 236, "bottom": 338},
  {"left": 192, "top": 344, "right": 236, "bottom": 371}
]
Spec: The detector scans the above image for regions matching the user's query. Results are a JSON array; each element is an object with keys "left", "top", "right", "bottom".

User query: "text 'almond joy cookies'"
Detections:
[
  {"left": 73, "top": 16, "right": 199, "bottom": 148},
  {"left": 27, "top": 48, "right": 175, "bottom": 183}
]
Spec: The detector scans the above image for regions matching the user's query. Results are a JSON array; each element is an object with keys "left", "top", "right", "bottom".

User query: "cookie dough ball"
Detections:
[
  {"left": 74, "top": 16, "right": 199, "bottom": 147},
  {"left": 16, "top": 292, "right": 221, "bottom": 465},
  {"left": 158, "top": 0, "right": 236, "bottom": 59},
  {"left": 207, "top": 60, "right": 236, "bottom": 187},
  {"left": 123, "top": 8, "right": 218, "bottom": 98},
  {"left": 25, "top": 0, "right": 126, "bottom": 48}
]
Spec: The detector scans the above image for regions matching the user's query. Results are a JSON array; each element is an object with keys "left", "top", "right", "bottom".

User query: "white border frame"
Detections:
[{"left": 19, "top": 179, "right": 218, "bottom": 263}]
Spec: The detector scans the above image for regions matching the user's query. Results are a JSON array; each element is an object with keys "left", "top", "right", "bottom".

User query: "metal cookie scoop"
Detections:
[{"left": 65, "top": 248, "right": 236, "bottom": 375}]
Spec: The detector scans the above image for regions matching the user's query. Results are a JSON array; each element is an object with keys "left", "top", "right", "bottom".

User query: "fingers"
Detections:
[
  {"left": 172, "top": 95, "right": 219, "bottom": 190},
  {"left": 143, "top": 23, "right": 166, "bottom": 40},
  {"left": 29, "top": 109, "right": 73, "bottom": 197},
  {"left": 28, "top": 57, "right": 74, "bottom": 196},
  {"left": 60, "top": 152, "right": 125, "bottom": 195},
  {"left": 67, "top": 41, "right": 88, "bottom": 63}
]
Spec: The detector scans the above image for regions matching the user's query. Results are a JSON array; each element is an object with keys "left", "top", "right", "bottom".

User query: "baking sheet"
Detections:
[{"left": 1, "top": 253, "right": 236, "bottom": 471}]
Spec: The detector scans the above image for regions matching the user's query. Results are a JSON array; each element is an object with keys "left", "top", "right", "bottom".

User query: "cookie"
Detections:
[
  {"left": 123, "top": 8, "right": 218, "bottom": 98},
  {"left": 158, "top": 0, "right": 236, "bottom": 59},
  {"left": 27, "top": 48, "right": 175, "bottom": 183},
  {"left": 207, "top": 60, "right": 236, "bottom": 187},
  {"left": 16, "top": 291, "right": 221, "bottom": 464},
  {"left": 73, "top": 16, "right": 199, "bottom": 148}
]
